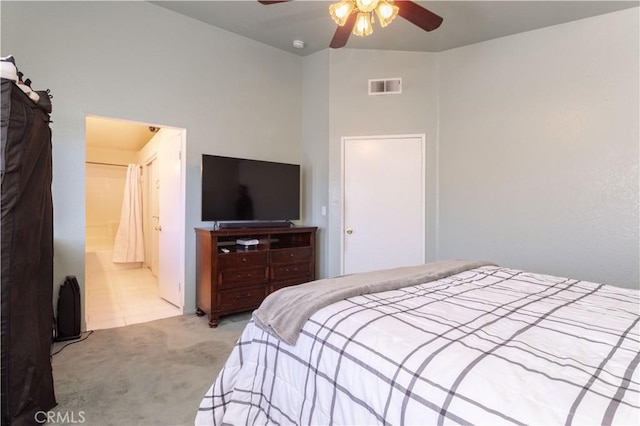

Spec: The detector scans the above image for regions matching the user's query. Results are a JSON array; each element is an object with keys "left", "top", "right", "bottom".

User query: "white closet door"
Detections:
[{"left": 342, "top": 135, "right": 425, "bottom": 275}]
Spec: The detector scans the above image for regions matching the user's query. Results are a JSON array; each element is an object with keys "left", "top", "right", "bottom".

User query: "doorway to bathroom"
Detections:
[{"left": 84, "top": 115, "right": 185, "bottom": 330}]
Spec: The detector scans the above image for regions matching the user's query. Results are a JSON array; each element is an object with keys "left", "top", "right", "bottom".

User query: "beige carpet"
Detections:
[{"left": 49, "top": 312, "right": 250, "bottom": 425}]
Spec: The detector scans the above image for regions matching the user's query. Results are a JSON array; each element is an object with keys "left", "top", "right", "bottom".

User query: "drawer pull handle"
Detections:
[
  {"left": 285, "top": 268, "right": 299, "bottom": 272},
  {"left": 290, "top": 253, "right": 295, "bottom": 257},
  {"left": 237, "top": 274, "right": 252, "bottom": 278},
  {"left": 236, "top": 293, "right": 252, "bottom": 299},
  {"left": 242, "top": 258, "right": 247, "bottom": 262}
]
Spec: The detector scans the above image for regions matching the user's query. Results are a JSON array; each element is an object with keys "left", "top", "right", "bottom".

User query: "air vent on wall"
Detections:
[{"left": 369, "top": 78, "right": 402, "bottom": 95}]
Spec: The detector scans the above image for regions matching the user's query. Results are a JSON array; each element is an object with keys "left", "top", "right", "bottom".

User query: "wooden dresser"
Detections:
[{"left": 195, "top": 226, "right": 317, "bottom": 327}]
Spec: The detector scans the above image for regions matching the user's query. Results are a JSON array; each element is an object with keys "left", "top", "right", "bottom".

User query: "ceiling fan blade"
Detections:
[
  {"left": 258, "top": 1, "right": 290, "bottom": 4},
  {"left": 396, "top": 1, "right": 443, "bottom": 32},
  {"left": 330, "top": 12, "right": 357, "bottom": 49}
]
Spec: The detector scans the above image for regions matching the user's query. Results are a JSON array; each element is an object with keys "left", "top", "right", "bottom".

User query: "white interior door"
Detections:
[
  {"left": 342, "top": 135, "right": 425, "bottom": 275},
  {"left": 157, "top": 128, "right": 184, "bottom": 307}
]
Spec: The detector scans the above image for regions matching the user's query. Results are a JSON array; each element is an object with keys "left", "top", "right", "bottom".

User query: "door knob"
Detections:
[{"left": 346, "top": 229, "right": 353, "bottom": 234}]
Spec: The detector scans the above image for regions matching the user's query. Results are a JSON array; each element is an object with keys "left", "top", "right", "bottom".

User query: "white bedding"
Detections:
[{"left": 195, "top": 265, "right": 640, "bottom": 425}]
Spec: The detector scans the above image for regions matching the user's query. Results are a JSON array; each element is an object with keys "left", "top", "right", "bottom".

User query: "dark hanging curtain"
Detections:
[{"left": 1, "top": 67, "right": 56, "bottom": 425}]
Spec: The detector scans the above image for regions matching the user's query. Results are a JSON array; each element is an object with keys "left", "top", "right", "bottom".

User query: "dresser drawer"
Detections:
[
  {"left": 270, "top": 247, "right": 312, "bottom": 263},
  {"left": 218, "top": 266, "right": 268, "bottom": 288},
  {"left": 270, "top": 261, "right": 312, "bottom": 281},
  {"left": 270, "top": 276, "right": 312, "bottom": 293},
  {"left": 217, "top": 285, "right": 266, "bottom": 309},
  {"left": 218, "top": 251, "right": 268, "bottom": 269}
]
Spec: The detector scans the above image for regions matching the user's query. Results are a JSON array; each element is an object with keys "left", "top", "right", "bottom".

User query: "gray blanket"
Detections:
[{"left": 253, "top": 259, "right": 495, "bottom": 345}]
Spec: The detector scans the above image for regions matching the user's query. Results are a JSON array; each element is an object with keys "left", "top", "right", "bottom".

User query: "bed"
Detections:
[{"left": 195, "top": 260, "right": 640, "bottom": 425}]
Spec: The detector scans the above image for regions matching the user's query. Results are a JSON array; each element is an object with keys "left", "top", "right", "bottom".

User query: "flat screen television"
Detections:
[{"left": 201, "top": 154, "right": 300, "bottom": 224}]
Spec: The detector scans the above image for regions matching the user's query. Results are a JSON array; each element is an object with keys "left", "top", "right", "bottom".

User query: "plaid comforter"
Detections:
[{"left": 196, "top": 266, "right": 640, "bottom": 425}]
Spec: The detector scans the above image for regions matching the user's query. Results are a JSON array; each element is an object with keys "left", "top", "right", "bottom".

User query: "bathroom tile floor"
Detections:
[{"left": 85, "top": 250, "right": 181, "bottom": 330}]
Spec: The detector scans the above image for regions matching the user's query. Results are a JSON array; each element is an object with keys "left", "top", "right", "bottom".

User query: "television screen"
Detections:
[{"left": 201, "top": 154, "right": 300, "bottom": 222}]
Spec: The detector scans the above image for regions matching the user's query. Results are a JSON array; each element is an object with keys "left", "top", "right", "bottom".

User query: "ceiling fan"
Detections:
[{"left": 258, "top": 0, "right": 443, "bottom": 49}]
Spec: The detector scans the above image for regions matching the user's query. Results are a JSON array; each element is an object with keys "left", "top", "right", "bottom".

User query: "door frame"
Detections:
[
  {"left": 340, "top": 134, "right": 426, "bottom": 274},
  {"left": 84, "top": 115, "right": 187, "bottom": 321}
]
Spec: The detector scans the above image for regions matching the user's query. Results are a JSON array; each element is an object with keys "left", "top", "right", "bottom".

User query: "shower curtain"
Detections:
[{"left": 112, "top": 164, "right": 145, "bottom": 263}]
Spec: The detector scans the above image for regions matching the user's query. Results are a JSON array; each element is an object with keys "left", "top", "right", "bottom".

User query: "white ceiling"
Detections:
[
  {"left": 150, "top": 1, "right": 639, "bottom": 56},
  {"left": 86, "top": 116, "right": 158, "bottom": 151}
]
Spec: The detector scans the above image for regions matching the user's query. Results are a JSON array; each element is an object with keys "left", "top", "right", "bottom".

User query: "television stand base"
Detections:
[{"left": 216, "top": 220, "right": 292, "bottom": 230}]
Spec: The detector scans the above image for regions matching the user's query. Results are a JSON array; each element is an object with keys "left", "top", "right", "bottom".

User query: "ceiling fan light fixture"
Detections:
[
  {"left": 375, "top": 0, "right": 399, "bottom": 27},
  {"left": 329, "top": 0, "right": 354, "bottom": 26},
  {"left": 353, "top": 12, "right": 374, "bottom": 37},
  {"left": 355, "top": 0, "right": 379, "bottom": 13}
]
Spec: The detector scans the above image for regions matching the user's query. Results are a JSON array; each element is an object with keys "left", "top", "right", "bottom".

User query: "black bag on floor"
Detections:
[{"left": 55, "top": 276, "right": 81, "bottom": 342}]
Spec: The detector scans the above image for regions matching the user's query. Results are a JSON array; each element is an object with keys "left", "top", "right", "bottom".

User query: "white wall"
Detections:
[
  {"left": 438, "top": 9, "right": 639, "bottom": 288},
  {"left": 85, "top": 146, "right": 138, "bottom": 166},
  {"left": 85, "top": 162, "right": 128, "bottom": 251},
  {"left": 302, "top": 50, "right": 330, "bottom": 278},
  {"left": 3, "top": 1, "right": 637, "bottom": 329},
  {"left": 326, "top": 49, "right": 440, "bottom": 277},
  {"left": 305, "top": 9, "right": 639, "bottom": 288},
  {"left": 1, "top": 1, "right": 303, "bottom": 320},
  {"left": 85, "top": 143, "right": 138, "bottom": 252}
]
